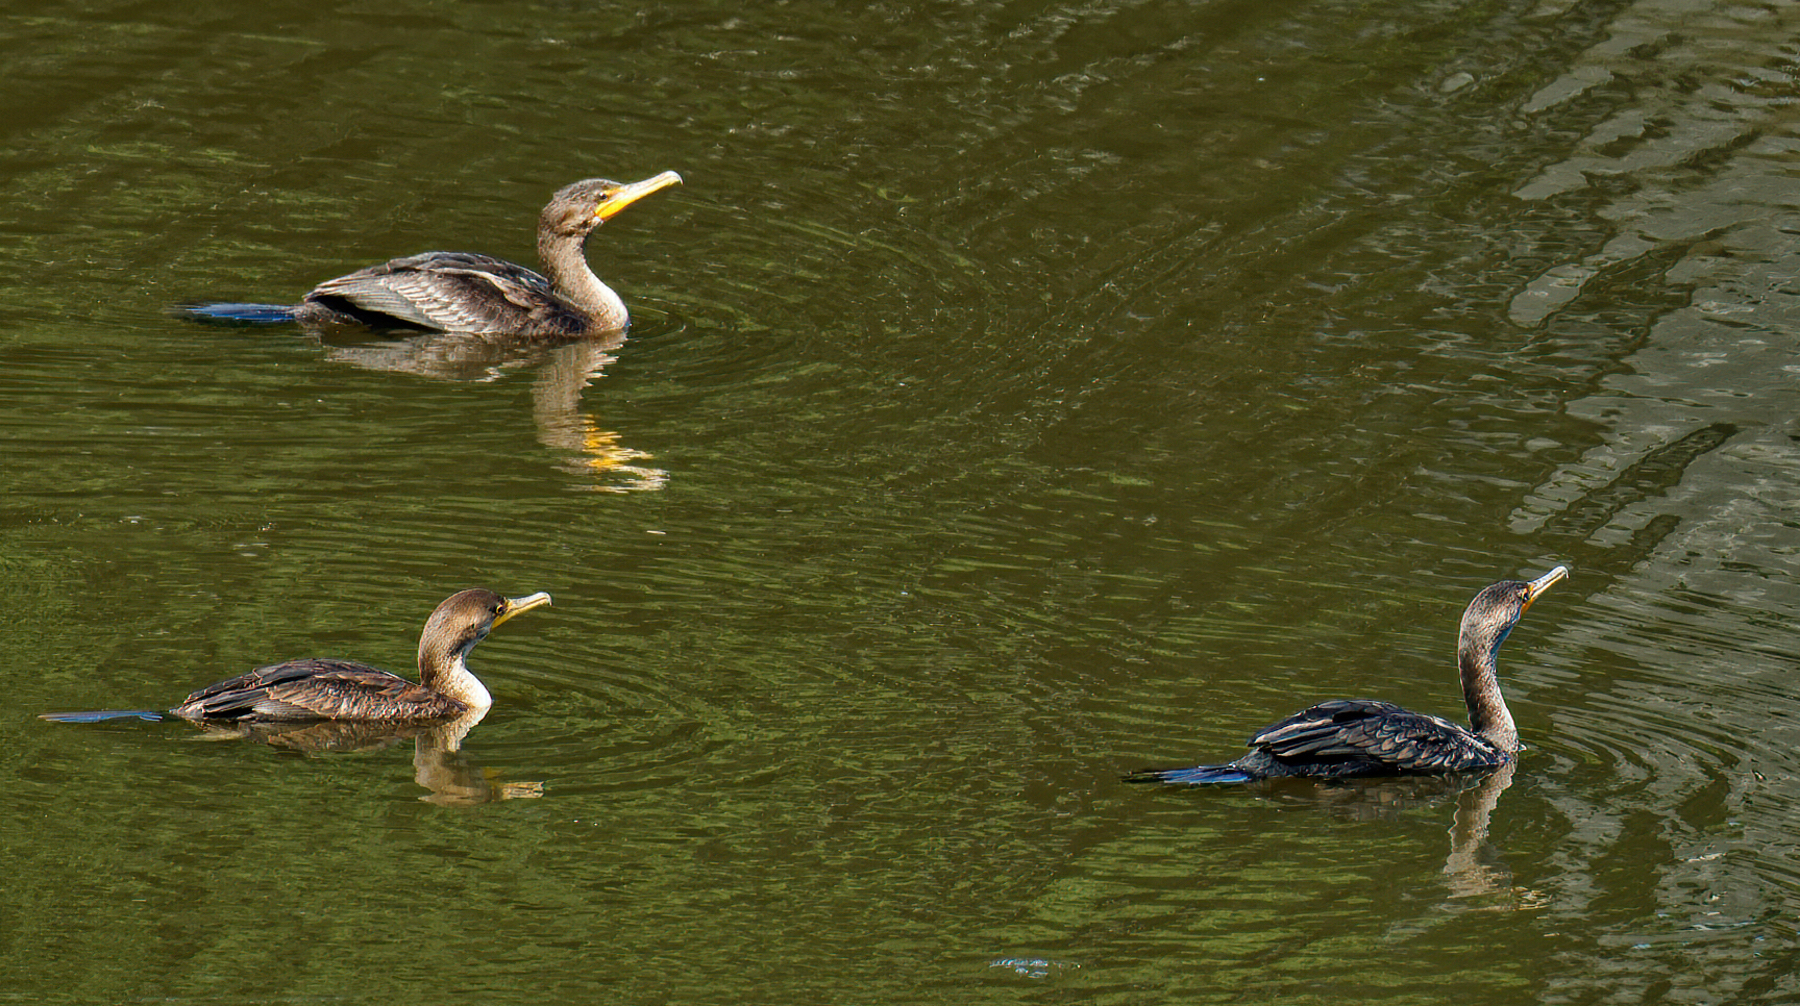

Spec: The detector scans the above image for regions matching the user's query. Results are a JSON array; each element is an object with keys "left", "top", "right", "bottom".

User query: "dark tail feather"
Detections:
[
  {"left": 1124, "top": 764, "right": 1256, "bottom": 786},
  {"left": 39, "top": 710, "right": 166, "bottom": 723},
  {"left": 177, "top": 302, "right": 298, "bottom": 325}
]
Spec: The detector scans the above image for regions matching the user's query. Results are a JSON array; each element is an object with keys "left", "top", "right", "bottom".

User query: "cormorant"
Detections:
[
  {"left": 1126, "top": 566, "right": 1567, "bottom": 784},
  {"left": 41, "top": 589, "right": 551, "bottom": 724},
  {"left": 183, "top": 172, "right": 680, "bottom": 336}
]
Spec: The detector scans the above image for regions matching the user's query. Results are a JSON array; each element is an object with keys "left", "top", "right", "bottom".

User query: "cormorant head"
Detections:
[
  {"left": 1460, "top": 565, "right": 1568, "bottom": 657},
  {"left": 543, "top": 171, "right": 683, "bottom": 239},
  {"left": 418, "top": 588, "right": 554, "bottom": 671}
]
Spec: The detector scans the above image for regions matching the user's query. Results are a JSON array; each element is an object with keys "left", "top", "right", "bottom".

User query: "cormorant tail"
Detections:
[
  {"left": 39, "top": 710, "right": 166, "bottom": 723},
  {"left": 1124, "top": 764, "right": 1256, "bottom": 786},
  {"left": 177, "top": 303, "right": 299, "bottom": 325}
]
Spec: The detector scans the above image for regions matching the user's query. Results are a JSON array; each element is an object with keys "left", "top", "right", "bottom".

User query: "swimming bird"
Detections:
[
  {"left": 40, "top": 589, "right": 551, "bottom": 724},
  {"left": 1126, "top": 566, "right": 1567, "bottom": 784},
  {"left": 183, "top": 172, "right": 681, "bottom": 337}
]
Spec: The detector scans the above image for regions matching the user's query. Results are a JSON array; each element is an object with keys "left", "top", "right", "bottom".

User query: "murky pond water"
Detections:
[{"left": 4, "top": 0, "right": 1800, "bottom": 1002}]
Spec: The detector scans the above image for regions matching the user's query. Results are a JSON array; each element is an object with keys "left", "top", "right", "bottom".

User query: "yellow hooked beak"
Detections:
[
  {"left": 595, "top": 170, "right": 683, "bottom": 221},
  {"left": 1520, "top": 566, "right": 1568, "bottom": 612},
  {"left": 493, "top": 591, "right": 553, "bottom": 628}
]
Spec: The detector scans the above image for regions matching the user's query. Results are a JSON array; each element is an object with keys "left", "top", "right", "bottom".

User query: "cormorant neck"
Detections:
[
  {"left": 1458, "top": 633, "right": 1517, "bottom": 754},
  {"left": 539, "top": 229, "right": 627, "bottom": 332},
  {"left": 419, "top": 644, "right": 493, "bottom": 714}
]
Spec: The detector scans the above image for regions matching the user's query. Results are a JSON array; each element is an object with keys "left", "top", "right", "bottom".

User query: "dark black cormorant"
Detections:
[
  {"left": 184, "top": 172, "right": 681, "bottom": 336},
  {"left": 1126, "top": 566, "right": 1567, "bottom": 784}
]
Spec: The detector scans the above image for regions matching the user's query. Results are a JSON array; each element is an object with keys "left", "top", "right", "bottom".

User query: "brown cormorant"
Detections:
[
  {"left": 41, "top": 589, "right": 551, "bottom": 724},
  {"left": 184, "top": 172, "right": 681, "bottom": 336}
]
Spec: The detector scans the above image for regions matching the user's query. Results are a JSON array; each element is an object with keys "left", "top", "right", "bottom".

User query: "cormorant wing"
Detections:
[
  {"left": 1248, "top": 698, "right": 1500, "bottom": 772},
  {"left": 175, "top": 658, "right": 441, "bottom": 721},
  {"left": 307, "top": 253, "right": 575, "bottom": 333}
]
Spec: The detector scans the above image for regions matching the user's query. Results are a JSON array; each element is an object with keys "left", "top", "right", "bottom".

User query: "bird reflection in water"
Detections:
[
  {"left": 198, "top": 712, "right": 543, "bottom": 807},
  {"left": 317, "top": 331, "right": 667, "bottom": 492},
  {"left": 1227, "top": 763, "right": 1531, "bottom": 904},
  {"left": 1439, "top": 762, "right": 1541, "bottom": 907}
]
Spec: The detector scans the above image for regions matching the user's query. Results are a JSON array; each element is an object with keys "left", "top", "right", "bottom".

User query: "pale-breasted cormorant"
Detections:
[
  {"left": 41, "top": 589, "right": 551, "bottom": 724},
  {"left": 184, "top": 172, "right": 680, "bottom": 337}
]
